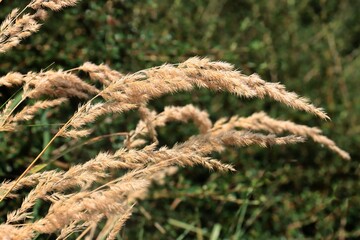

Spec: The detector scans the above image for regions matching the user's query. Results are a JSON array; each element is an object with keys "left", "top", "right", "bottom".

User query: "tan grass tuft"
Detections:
[{"left": 0, "top": 2, "right": 350, "bottom": 238}]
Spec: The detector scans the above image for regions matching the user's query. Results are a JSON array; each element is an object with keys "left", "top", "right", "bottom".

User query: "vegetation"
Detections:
[{"left": 0, "top": 1, "right": 358, "bottom": 239}]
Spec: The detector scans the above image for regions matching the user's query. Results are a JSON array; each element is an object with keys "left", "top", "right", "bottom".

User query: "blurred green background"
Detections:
[{"left": 0, "top": 0, "right": 359, "bottom": 239}]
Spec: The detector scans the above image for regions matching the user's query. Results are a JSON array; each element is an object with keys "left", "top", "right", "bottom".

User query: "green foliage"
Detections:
[{"left": 1, "top": 0, "right": 359, "bottom": 239}]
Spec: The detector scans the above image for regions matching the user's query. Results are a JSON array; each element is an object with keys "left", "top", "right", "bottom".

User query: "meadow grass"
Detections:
[{"left": 0, "top": 1, "right": 351, "bottom": 239}]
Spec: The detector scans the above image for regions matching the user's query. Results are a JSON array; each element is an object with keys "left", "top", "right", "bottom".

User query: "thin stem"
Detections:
[
  {"left": 0, "top": 116, "right": 68, "bottom": 202},
  {"left": 0, "top": 96, "right": 27, "bottom": 127},
  {"left": 49, "top": 132, "right": 128, "bottom": 164},
  {"left": 0, "top": 93, "right": 100, "bottom": 202}
]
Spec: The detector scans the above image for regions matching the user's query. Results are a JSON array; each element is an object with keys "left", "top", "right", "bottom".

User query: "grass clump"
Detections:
[{"left": 0, "top": 1, "right": 352, "bottom": 239}]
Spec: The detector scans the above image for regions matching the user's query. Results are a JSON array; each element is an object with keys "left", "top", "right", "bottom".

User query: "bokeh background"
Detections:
[{"left": 1, "top": 0, "right": 359, "bottom": 239}]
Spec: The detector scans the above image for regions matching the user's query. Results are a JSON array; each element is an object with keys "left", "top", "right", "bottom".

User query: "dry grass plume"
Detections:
[{"left": 0, "top": 1, "right": 350, "bottom": 239}]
